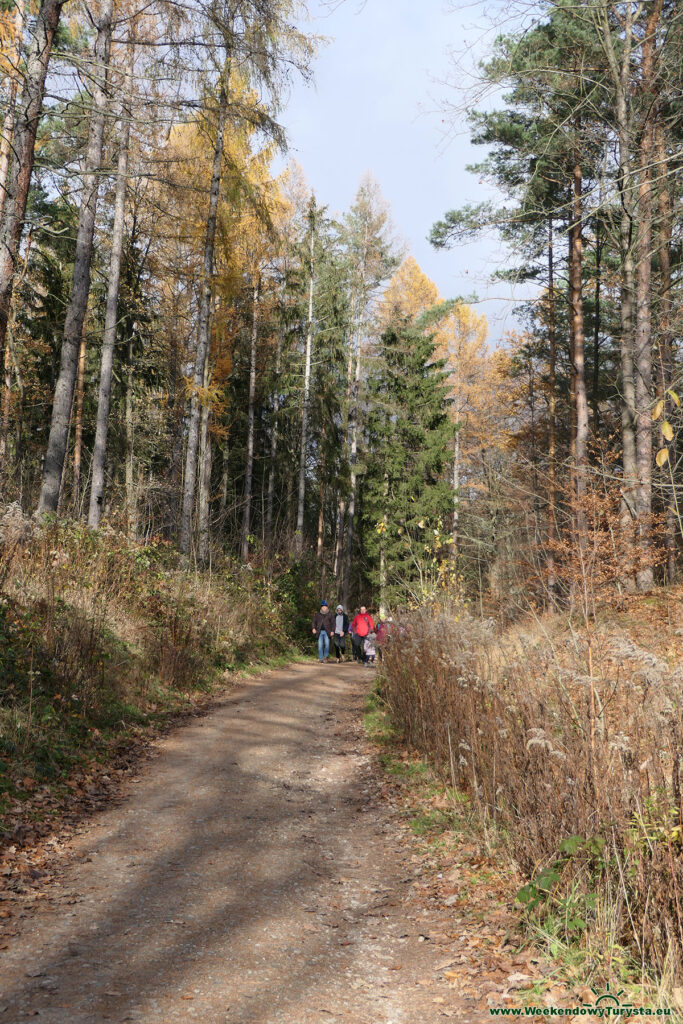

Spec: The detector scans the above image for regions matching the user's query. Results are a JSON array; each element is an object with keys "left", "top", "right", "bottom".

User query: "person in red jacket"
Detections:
[{"left": 350, "top": 606, "right": 375, "bottom": 663}]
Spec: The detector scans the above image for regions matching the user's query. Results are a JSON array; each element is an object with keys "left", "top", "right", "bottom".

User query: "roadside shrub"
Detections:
[{"left": 0, "top": 514, "right": 306, "bottom": 809}]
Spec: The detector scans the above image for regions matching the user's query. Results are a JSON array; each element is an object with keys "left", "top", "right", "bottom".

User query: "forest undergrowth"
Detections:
[
  {"left": 378, "top": 594, "right": 683, "bottom": 1001},
  {"left": 0, "top": 503, "right": 316, "bottom": 849}
]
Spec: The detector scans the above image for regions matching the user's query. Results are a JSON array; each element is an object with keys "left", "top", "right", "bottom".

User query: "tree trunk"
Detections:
[
  {"left": 198, "top": 361, "right": 212, "bottom": 566},
  {"left": 88, "top": 43, "right": 133, "bottom": 527},
  {"left": 634, "top": 123, "right": 654, "bottom": 590},
  {"left": 265, "top": 318, "right": 283, "bottom": 547},
  {"left": 632, "top": 1, "right": 662, "bottom": 591},
  {"left": 0, "top": 2, "right": 25, "bottom": 225},
  {"left": 546, "top": 217, "right": 557, "bottom": 601},
  {"left": 218, "top": 443, "right": 229, "bottom": 529},
  {"left": 71, "top": 323, "right": 87, "bottom": 513},
  {"left": 316, "top": 421, "right": 326, "bottom": 564},
  {"left": 654, "top": 119, "right": 675, "bottom": 583},
  {"left": 570, "top": 160, "right": 589, "bottom": 511},
  {"left": 335, "top": 294, "right": 356, "bottom": 590},
  {"left": 0, "top": 225, "right": 32, "bottom": 468},
  {"left": 333, "top": 500, "right": 345, "bottom": 580},
  {"left": 597, "top": 0, "right": 641, "bottom": 588},
  {"left": 592, "top": 218, "right": 601, "bottom": 433},
  {"left": 0, "top": 0, "right": 64, "bottom": 365},
  {"left": 179, "top": 70, "right": 229, "bottom": 556},
  {"left": 379, "top": 471, "right": 389, "bottom": 618},
  {"left": 38, "top": 0, "right": 113, "bottom": 513},
  {"left": 125, "top": 338, "right": 136, "bottom": 539},
  {"left": 452, "top": 422, "right": 460, "bottom": 550},
  {"left": 240, "top": 275, "right": 259, "bottom": 562},
  {"left": 295, "top": 203, "right": 315, "bottom": 555},
  {"left": 342, "top": 334, "right": 361, "bottom": 609}
]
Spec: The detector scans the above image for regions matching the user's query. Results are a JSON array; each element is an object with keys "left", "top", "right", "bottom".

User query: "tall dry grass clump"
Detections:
[{"left": 381, "top": 607, "right": 683, "bottom": 979}]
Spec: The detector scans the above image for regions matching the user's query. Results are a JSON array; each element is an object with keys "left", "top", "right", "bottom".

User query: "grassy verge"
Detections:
[
  {"left": 0, "top": 512, "right": 317, "bottom": 849},
  {"left": 364, "top": 679, "right": 681, "bottom": 1018}
]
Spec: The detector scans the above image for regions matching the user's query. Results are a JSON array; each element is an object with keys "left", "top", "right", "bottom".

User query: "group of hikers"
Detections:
[{"left": 311, "top": 601, "right": 393, "bottom": 665}]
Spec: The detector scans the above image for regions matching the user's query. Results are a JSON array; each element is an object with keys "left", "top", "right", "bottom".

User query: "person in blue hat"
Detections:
[{"left": 311, "top": 601, "right": 334, "bottom": 662}]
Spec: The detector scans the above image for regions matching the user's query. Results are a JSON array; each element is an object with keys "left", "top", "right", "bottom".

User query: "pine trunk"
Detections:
[{"left": 38, "top": 0, "right": 113, "bottom": 513}]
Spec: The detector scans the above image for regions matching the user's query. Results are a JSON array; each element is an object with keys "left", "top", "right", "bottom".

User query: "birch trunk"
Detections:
[
  {"left": 179, "top": 71, "right": 229, "bottom": 555},
  {"left": 88, "top": 42, "right": 133, "bottom": 527},
  {"left": 38, "top": 0, "right": 113, "bottom": 513},
  {"left": 295, "top": 209, "right": 315, "bottom": 555},
  {"left": 240, "top": 275, "right": 259, "bottom": 561},
  {"left": 0, "top": 0, "right": 64, "bottom": 362}
]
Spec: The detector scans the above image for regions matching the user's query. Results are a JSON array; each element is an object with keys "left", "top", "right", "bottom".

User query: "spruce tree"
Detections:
[{"left": 364, "top": 317, "right": 454, "bottom": 608}]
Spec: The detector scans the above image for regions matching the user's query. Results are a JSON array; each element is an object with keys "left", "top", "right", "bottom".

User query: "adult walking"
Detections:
[
  {"left": 331, "top": 604, "right": 349, "bottom": 663},
  {"left": 312, "top": 601, "right": 334, "bottom": 663},
  {"left": 350, "top": 605, "right": 375, "bottom": 663}
]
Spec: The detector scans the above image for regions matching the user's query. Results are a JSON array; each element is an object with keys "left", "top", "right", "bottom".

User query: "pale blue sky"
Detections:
[{"left": 278, "top": 0, "right": 531, "bottom": 343}]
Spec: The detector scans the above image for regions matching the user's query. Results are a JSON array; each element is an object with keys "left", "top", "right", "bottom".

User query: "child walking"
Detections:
[{"left": 363, "top": 630, "right": 377, "bottom": 666}]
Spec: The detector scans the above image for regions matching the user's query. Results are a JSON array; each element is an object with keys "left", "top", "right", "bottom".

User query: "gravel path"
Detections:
[{"left": 0, "top": 662, "right": 476, "bottom": 1024}]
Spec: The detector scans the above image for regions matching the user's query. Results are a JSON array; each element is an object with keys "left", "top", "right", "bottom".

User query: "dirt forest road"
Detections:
[{"left": 0, "top": 663, "right": 483, "bottom": 1024}]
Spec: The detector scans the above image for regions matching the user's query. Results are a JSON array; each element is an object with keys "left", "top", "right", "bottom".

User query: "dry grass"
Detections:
[
  {"left": 381, "top": 595, "right": 683, "bottom": 983},
  {"left": 0, "top": 507, "right": 306, "bottom": 816}
]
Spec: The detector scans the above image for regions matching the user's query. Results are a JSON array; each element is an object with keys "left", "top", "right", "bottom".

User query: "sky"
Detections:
[{"left": 276, "top": 0, "right": 533, "bottom": 344}]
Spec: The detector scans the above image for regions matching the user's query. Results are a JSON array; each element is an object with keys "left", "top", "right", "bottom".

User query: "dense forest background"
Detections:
[{"left": 0, "top": 0, "right": 682, "bottom": 616}]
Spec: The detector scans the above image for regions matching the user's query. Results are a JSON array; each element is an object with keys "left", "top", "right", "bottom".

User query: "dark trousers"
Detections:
[
  {"left": 351, "top": 636, "right": 364, "bottom": 662},
  {"left": 333, "top": 636, "right": 346, "bottom": 659}
]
